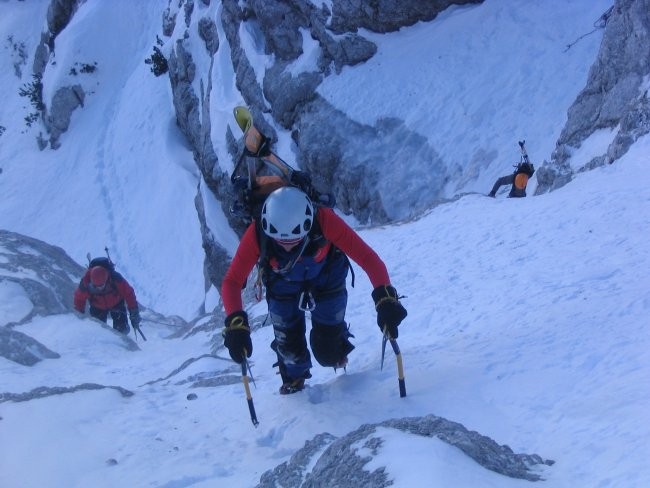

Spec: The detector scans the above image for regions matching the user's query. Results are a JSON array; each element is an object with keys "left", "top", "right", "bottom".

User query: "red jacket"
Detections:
[
  {"left": 221, "top": 207, "right": 390, "bottom": 315},
  {"left": 74, "top": 271, "right": 138, "bottom": 312}
]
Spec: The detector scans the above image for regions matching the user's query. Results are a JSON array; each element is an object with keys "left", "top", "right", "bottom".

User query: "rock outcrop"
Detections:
[
  {"left": 536, "top": 0, "right": 650, "bottom": 193},
  {"left": 257, "top": 415, "right": 554, "bottom": 487}
]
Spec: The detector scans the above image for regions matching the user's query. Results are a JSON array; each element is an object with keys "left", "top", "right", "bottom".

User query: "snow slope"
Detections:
[
  {"left": 4, "top": 0, "right": 648, "bottom": 486},
  {"left": 1, "top": 135, "right": 649, "bottom": 487}
]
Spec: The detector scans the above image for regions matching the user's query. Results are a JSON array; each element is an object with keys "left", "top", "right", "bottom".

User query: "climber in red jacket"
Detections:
[
  {"left": 221, "top": 186, "right": 407, "bottom": 394},
  {"left": 74, "top": 263, "right": 141, "bottom": 334}
]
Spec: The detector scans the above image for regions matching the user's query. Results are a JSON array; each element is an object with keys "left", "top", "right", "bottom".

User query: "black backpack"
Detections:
[{"left": 515, "top": 162, "right": 535, "bottom": 177}]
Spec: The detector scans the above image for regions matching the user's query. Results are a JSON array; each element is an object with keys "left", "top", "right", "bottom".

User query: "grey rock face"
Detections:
[
  {"left": 258, "top": 433, "right": 338, "bottom": 488},
  {"left": 46, "top": 0, "right": 84, "bottom": 42},
  {"left": 167, "top": 30, "right": 242, "bottom": 293},
  {"left": 294, "top": 97, "right": 447, "bottom": 223},
  {"left": 184, "top": 0, "right": 195, "bottom": 28},
  {"left": 0, "top": 229, "right": 83, "bottom": 365},
  {"left": 0, "top": 327, "right": 60, "bottom": 366},
  {"left": 263, "top": 63, "right": 323, "bottom": 128},
  {"left": 561, "top": 1, "right": 649, "bottom": 148},
  {"left": 167, "top": 37, "right": 228, "bottom": 197},
  {"left": 221, "top": 0, "right": 268, "bottom": 113},
  {"left": 163, "top": 7, "right": 177, "bottom": 37},
  {"left": 29, "top": 0, "right": 85, "bottom": 148},
  {"left": 537, "top": 0, "right": 650, "bottom": 193},
  {"left": 238, "top": 0, "right": 378, "bottom": 127},
  {"left": 43, "top": 84, "right": 85, "bottom": 149},
  {"left": 247, "top": 0, "right": 312, "bottom": 61},
  {"left": 0, "top": 229, "right": 85, "bottom": 322},
  {"left": 256, "top": 415, "right": 553, "bottom": 487},
  {"left": 198, "top": 17, "right": 219, "bottom": 55},
  {"left": 323, "top": 32, "right": 377, "bottom": 74},
  {"left": 32, "top": 0, "right": 83, "bottom": 75}
]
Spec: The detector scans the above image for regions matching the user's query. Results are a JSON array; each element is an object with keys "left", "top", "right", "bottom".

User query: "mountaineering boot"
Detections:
[
  {"left": 279, "top": 378, "right": 306, "bottom": 395},
  {"left": 275, "top": 358, "right": 311, "bottom": 395}
]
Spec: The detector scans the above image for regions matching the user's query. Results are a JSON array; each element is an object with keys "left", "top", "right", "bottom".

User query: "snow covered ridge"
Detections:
[{"left": 257, "top": 417, "right": 554, "bottom": 487}]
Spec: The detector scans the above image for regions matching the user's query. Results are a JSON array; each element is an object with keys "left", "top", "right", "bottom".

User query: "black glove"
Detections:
[
  {"left": 372, "top": 285, "right": 407, "bottom": 338},
  {"left": 223, "top": 311, "right": 252, "bottom": 363},
  {"left": 129, "top": 308, "right": 141, "bottom": 328}
]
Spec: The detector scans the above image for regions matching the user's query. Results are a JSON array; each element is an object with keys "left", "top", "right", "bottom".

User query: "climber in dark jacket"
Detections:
[{"left": 489, "top": 160, "right": 535, "bottom": 198}]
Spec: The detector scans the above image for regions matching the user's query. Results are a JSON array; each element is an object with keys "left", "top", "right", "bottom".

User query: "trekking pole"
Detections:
[
  {"left": 381, "top": 327, "right": 406, "bottom": 398},
  {"left": 241, "top": 351, "right": 259, "bottom": 427}
]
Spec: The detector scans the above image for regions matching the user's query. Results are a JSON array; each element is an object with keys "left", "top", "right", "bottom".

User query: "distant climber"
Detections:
[
  {"left": 74, "top": 257, "right": 141, "bottom": 335},
  {"left": 488, "top": 141, "right": 535, "bottom": 198}
]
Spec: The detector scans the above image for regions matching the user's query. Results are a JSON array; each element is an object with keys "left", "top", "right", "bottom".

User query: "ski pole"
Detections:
[
  {"left": 241, "top": 351, "right": 259, "bottom": 427},
  {"left": 382, "top": 327, "right": 406, "bottom": 398},
  {"left": 518, "top": 140, "right": 530, "bottom": 164}
]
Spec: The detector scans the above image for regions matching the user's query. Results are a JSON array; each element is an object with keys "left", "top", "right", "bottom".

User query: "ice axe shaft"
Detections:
[
  {"left": 241, "top": 352, "right": 259, "bottom": 427},
  {"left": 381, "top": 327, "right": 406, "bottom": 398}
]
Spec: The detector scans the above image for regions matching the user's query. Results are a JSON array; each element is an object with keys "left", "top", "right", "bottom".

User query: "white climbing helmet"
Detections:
[{"left": 260, "top": 186, "right": 314, "bottom": 242}]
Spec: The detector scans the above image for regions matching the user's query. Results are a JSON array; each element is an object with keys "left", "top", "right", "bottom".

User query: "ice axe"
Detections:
[{"left": 381, "top": 326, "right": 406, "bottom": 398}]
